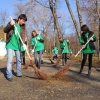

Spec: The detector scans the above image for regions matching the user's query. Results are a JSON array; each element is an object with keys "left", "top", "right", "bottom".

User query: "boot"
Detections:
[
  {"left": 78, "top": 68, "right": 83, "bottom": 74},
  {"left": 87, "top": 70, "right": 91, "bottom": 76}
]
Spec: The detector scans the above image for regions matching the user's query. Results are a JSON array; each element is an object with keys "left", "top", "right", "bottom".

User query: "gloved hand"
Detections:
[
  {"left": 90, "top": 37, "right": 94, "bottom": 41},
  {"left": 31, "top": 49, "right": 34, "bottom": 53},
  {"left": 82, "top": 45, "right": 86, "bottom": 49},
  {"left": 10, "top": 19, "right": 15, "bottom": 26},
  {"left": 67, "top": 40, "right": 69, "bottom": 42},
  {"left": 37, "top": 37, "right": 40, "bottom": 40},
  {"left": 23, "top": 44, "right": 27, "bottom": 50}
]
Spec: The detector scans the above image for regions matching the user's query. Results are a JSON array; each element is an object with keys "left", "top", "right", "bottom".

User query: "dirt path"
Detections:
[{"left": 0, "top": 54, "right": 100, "bottom": 100}]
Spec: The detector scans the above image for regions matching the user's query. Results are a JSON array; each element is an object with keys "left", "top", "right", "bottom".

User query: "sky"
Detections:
[
  {"left": 0, "top": 0, "right": 78, "bottom": 35},
  {"left": 0, "top": 0, "right": 27, "bottom": 18},
  {"left": 0, "top": 0, "right": 18, "bottom": 18},
  {"left": 0, "top": 0, "right": 77, "bottom": 18}
]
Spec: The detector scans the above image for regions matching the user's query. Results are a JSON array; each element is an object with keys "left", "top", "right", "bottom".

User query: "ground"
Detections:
[{"left": 0, "top": 53, "right": 100, "bottom": 100}]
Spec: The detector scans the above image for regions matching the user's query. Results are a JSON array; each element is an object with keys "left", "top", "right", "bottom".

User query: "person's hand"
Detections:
[
  {"left": 37, "top": 37, "right": 40, "bottom": 40},
  {"left": 10, "top": 19, "right": 15, "bottom": 26},
  {"left": 82, "top": 45, "right": 85, "bottom": 48},
  {"left": 67, "top": 40, "right": 69, "bottom": 43},
  {"left": 90, "top": 37, "right": 94, "bottom": 41},
  {"left": 31, "top": 49, "right": 34, "bottom": 53},
  {"left": 23, "top": 44, "right": 27, "bottom": 50}
]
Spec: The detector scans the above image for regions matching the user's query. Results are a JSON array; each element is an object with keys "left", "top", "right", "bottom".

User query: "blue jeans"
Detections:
[
  {"left": 34, "top": 50, "right": 43, "bottom": 69},
  {"left": 6, "top": 48, "right": 22, "bottom": 78}
]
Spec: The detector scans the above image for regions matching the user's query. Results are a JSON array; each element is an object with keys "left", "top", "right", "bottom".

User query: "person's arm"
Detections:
[
  {"left": 79, "top": 36, "right": 85, "bottom": 45},
  {"left": 3, "top": 22, "right": 14, "bottom": 33},
  {"left": 37, "top": 35, "right": 44, "bottom": 42},
  {"left": 39, "top": 39, "right": 44, "bottom": 42},
  {"left": 60, "top": 42, "right": 64, "bottom": 49},
  {"left": 90, "top": 35, "right": 97, "bottom": 42}
]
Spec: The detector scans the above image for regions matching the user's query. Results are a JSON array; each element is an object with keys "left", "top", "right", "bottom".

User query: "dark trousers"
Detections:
[
  {"left": 53, "top": 54, "right": 58, "bottom": 60},
  {"left": 81, "top": 53, "right": 93, "bottom": 71},
  {"left": 21, "top": 51, "right": 25, "bottom": 65},
  {"left": 62, "top": 53, "right": 67, "bottom": 65}
]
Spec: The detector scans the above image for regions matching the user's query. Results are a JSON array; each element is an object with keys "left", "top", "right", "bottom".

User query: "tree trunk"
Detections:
[
  {"left": 96, "top": 0, "right": 100, "bottom": 60},
  {"left": 99, "top": 18, "right": 100, "bottom": 60},
  {"left": 65, "top": 0, "right": 80, "bottom": 39},
  {"left": 76, "top": 0, "right": 83, "bottom": 31},
  {"left": 49, "top": 0, "right": 62, "bottom": 39}
]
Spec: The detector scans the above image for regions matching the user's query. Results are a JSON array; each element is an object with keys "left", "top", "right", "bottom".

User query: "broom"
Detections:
[
  {"left": 54, "top": 34, "right": 94, "bottom": 78},
  {"left": 54, "top": 55, "right": 62, "bottom": 66},
  {"left": 10, "top": 16, "right": 48, "bottom": 80},
  {"left": 23, "top": 34, "right": 39, "bottom": 69},
  {"left": 46, "top": 53, "right": 55, "bottom": 64}
]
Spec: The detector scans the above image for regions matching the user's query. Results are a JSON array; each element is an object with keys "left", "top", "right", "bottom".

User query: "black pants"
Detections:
[
  {"left": 62, "top": 53, "right": 67, "bottom": 65},
  {"left": 53, "top": 54, "right": 58, "bottom": 60},
  {"left": 21, "top": 51, "right": 25, "bottom": 65},
  {"left": 81, "top": 53, "right": 93, "bottom": 71}
]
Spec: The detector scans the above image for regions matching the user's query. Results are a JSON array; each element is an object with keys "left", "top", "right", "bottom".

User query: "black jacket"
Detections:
[
  {"left": 3, "top": 20, "right": 26, "bottom": 44},
  {"left": 81, "top": 31, "right": 96, "bottom": 50}
]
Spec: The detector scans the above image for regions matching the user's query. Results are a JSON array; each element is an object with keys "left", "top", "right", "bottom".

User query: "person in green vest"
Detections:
[
  {"left": 31, "top": 30, "right": 44, "bottom": 69},
  {"left": 51, "top": 45, "right": 58, "bottom": 60},
  {"left": 3, "top": 14, "right": 27, "bottom": 81},
  {"left": 59, "top": 38, "right": 69, "bottom": 66},
  {"left": 78, "top": 24, "right": 97, "bottom": 76}
]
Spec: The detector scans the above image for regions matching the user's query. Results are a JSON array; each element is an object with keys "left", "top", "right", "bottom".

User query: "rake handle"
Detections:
[
  {"left": 75, "top": 34, "right": 94, "bottom": 57},
  {"left": 10, "top": 15, "right": 31, "bottom": 60},
  {"left": 14, "top": 25, "right": 32, "bottom": 60}
]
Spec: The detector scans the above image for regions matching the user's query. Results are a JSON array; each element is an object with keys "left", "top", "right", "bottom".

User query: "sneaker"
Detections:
[
  {"left": 17, "top": 75, "right": 22, "bottom": 77},
  {"left": 17, "top": 75, "right": 25, "bottom": 78},
  {"left": 7, "top": 78, "right": 13, "bottom": 82},
  {"left": 17, "top": 76, "right": 22, "bottom": 77}
]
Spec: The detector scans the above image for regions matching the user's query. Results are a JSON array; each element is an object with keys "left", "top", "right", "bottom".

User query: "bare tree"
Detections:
[
  {"left": 0, "top": 10, "right": 8, "bottom": 26},
  {"left": 96, "top": 0, "right": 100, "bottom": 60},
  {"left": 65, "top": 0, "right": 80, "bottom": 38},
  {"left": 76, "top": 0, "right": 83, "bottom": 31},
  {"left": 48, "top": 0, "right": 62, "bottom": 39},
  {"left": 13, "top": 0, "right": 56, "bottom": 53},
  {"left": 0, "top": 10, "right": 9, "bottom": 40}
]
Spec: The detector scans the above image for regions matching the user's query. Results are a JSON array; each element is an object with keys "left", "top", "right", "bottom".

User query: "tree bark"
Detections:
[
  {"left": 65, "top": 0, "right": 80, "bottom": 39},
  {"left": 96, "top": 0, "right": 100, "bottom": 60},
  {"left": 49, "top": 0, "right": 62, "bottom": 39},
  {"left": 76, "top": 0, "right": 83, "bottom": 31}
]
